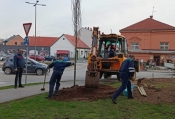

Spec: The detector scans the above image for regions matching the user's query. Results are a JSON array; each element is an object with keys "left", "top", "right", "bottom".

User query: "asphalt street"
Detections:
[
  {"left": 0, "top": 63, "right": 86, "bottom": 87},
  {"left": 0, "top": 63, "right": 174, "bottom": 87}
]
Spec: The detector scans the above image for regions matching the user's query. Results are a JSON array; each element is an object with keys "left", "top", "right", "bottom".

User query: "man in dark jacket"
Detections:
[
  {"left": 110, "top": 55, "right": 135, "bottom": 104},
  {"left": 14, "top": 49, "right": 26, "bottom": 88},
  {"left": 46, "top": 57, "right": 74, "bottom": 98}
]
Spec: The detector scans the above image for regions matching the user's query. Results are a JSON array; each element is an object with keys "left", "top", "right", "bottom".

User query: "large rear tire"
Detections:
[
  {"left": 100, "top": 72, "right": 103, "bottom": 79},
  {"left": 117, "top": 73, "right": 121, "bottom": 81},
  {"left": 104, "top": 73, "right": 111, "bottom": 79},
  {"left": 104, "top": 73, "right": 108, "bottom": 79}
]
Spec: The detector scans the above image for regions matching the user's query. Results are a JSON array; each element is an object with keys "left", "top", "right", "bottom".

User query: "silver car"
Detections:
[
  {"left": 0, "top": 54, "right": 6, "bottom": 61},
  {"left": 2, "top": 57, "right": 49, "bottom": 75}
]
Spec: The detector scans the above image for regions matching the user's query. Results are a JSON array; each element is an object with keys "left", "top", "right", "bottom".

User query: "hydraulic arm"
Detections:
[{"left": 85, "top": 27, "right": 100, "bottom": 88}]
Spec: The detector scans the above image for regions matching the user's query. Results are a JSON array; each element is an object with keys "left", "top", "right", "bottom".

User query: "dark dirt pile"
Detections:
[
  {"left": 51, "top": 78, "right": 175, "bottom": 104},
  {"left": 133, "top": 78, "right": 175, "bottom": 104},
  {"left": 51, "top": 84, "right": 117, "bottom": 101}
]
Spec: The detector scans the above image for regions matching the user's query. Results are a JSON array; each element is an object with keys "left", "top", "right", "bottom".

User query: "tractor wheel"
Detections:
[
  {"left": 104, "top": 73, "right": 111, "bottom": 79},
  {"left": 117, "top": 73, "right": 121, "bottom": 81},
  {"left": 104, "top": 73, "right": 108, "bottom": 79},
  {"left": 100, "top": 72, "right": 103, "bottom": 79}
]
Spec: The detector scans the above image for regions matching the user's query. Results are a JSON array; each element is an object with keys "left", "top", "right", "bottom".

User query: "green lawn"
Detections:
[
  {"left": 0, "top": 93, "right": 175, "bottom": 119},
  {"left": 0, "top": 81, "right": 175, "bottom": 119}
]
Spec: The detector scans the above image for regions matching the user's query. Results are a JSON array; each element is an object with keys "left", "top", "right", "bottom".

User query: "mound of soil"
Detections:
[
  {"left": 133, "top": 78, "right": 175, "bottom": 104},
  {"left": 51, "top": 78, "right": 175, "bottom": 104},
  {"left": 51, "top": 84, "right": 117, "bottom": 101}
]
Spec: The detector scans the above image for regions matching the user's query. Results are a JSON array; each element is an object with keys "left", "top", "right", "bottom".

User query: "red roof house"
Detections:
[
  {"left": 28, "top": 36, "right": 59, "bottom": 46},
  {"left": 64, "top": 34, "right": 90, "bottom": 49},
  {"left": 119, "top": 16, "right": 175, "bottom": 66},
  {"left": 50, "top": 34, "right": 90, "bottom": 57},
  {"left": 120, "top": 16, "right": 175, "bottom": 32}
]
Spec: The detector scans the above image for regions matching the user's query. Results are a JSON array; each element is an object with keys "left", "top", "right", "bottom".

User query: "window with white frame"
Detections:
[
  {"left": 81, "top": 51, "right": 83, "bottom": 56},
  {"left": 131, "top": 42, "right": 139, "bottom": 50},
  {"left": 160, "top": 42, "right": 168, "bottom": 50}
]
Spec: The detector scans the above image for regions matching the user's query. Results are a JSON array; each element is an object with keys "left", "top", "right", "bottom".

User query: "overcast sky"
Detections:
[{"left": 0, "top": 0, "right": 175, "bottom": 39}]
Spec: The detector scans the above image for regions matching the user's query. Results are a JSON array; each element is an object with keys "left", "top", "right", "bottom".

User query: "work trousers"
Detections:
[
  {"left": 112, "top": 72, "right": 132, "bottom": 99},
  {"left": 15, "top": 67, "right": 23, "bottom": 87},
  {"left": 48, "top": 71, "right": 62, "bottom": 96}
]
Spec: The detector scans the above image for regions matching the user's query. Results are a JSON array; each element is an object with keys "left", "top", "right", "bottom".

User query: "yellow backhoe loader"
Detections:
[{"left": 85, "top": 27, "right": 140, "bottom": 88}]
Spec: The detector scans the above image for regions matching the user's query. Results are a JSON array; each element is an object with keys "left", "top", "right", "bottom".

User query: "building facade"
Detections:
[
  {"left": 78, "top": 27, "right": 92, "bottom": 48},
  {"left": 1, "top": 34, "right": 90, "bottom": 59},
  {"left": 6, "top": 35, "right": 24, "bottom": 46},
  {"left": 50, "top": 34, "right": 90, "bottom": 59},
  {"left": 1, "top": 35, "right": 58, "bottom": 56},
  {"left": 78, "top": 27, "right": 102, "bottom": 49},
  {"left": 120, "top": 16, "right": 175, "bottom": 65}
]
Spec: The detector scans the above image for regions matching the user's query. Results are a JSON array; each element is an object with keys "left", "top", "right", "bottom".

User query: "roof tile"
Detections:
[
  {"left": 28, "top": 36, "right": 59, "bottom": 46},
  {"left": 120, "top": 17, "right": 175, "bottom": 32},
  {"left": 64, "top": 34, "right": 90, "bottom": 49}
]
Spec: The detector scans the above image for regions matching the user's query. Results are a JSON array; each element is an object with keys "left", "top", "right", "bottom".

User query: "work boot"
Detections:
[
  {"left": 45, "top": 96, "right": 53, "bottom": 99},
  {"left": 110, "top": 95, "right": 117, "bottom": 104},
  {"left": 128, "top": 96, "right": 134, "bottom": 99},
  {"left": 19, "top": 85, "right": 24, "bottom": 88},
  {"left": 53, "top": 92, "right": 58, "bottom": 96}
]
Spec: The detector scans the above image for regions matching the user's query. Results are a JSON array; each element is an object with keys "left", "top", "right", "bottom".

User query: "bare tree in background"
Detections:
[{"left": 71, "top": 0, "right": 82, "bottom": 88}]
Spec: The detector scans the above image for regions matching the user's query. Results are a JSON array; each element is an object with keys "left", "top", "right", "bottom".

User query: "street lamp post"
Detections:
[{"left": 25, "top": 0, "right": 46, "bottom": 60}]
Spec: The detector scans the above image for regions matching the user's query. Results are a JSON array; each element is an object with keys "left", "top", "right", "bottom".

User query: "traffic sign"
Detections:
[
  {"left": 24, "top": 36, "right": 29, "bottom": 46},
  {"left": 23, "top": 23, "right": 32, "bottom": 36}
]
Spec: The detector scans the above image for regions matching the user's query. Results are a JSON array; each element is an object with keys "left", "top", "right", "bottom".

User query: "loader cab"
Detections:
[{"left": 98, "top": 34, "right": 128, "bottom": 58}]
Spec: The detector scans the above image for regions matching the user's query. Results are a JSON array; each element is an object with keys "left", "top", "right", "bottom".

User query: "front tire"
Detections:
[
  {"left": 36, "top": 69, "right": 43, "bottom": 75},
  {"left": 4, "top": 67, "right": 12, "bottom": 75}
]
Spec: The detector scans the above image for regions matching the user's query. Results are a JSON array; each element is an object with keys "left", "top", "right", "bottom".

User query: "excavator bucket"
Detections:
[{"left": 85, "top": 71, "right": 100, "bottom": 88}]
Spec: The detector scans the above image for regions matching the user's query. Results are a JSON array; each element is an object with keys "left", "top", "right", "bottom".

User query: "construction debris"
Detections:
[{"left": 136, "top": 78, "right": 147, "bottom": 97}]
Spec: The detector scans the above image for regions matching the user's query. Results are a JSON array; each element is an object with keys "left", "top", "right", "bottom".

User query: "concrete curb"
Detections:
[{"left": 142, "top": 70, "right": 171, "bottom": 73}]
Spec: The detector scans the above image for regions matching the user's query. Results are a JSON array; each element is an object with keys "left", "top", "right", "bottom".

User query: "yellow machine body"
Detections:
[{"left": 85, "top": 27, "right": 139, "bottom": 88}]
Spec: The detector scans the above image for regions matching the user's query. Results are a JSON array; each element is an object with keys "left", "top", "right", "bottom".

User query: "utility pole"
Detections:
[{"left": 25, "top": 0, "right": 46, "bottom": 60}]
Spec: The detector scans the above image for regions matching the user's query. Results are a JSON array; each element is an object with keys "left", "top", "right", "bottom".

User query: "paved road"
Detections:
[
  {"left": 0, "top": 63, "right": 87, "bottom": 87},
  {"left": 0, "top": 62, "right": 174, "bottom": 87}
]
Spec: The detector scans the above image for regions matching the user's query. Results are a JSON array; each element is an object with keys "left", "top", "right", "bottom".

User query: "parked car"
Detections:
[
  {"left": 2, "top": 57, "right": 48, "bottom": 75},
  {"left": 6, "top": 54, "right": 15, "bottom": 59},
  {"left": 29, "top": 55, "right": 45, "bottom": 61},
  {"left": 0, "top": 54, "right": 6, "bottom": 61},
  {"left": 63, "top": 57, "right": 69, "bottom": 61},
  {"left": 44, "top": 55, "right": 56, "bottom": 61}
]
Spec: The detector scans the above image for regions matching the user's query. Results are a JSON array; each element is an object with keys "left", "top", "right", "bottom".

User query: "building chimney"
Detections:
[
  {"left": 88, "top": 27, "right": 89, "bottom": 30},
  {"left": 90, "top": 28, "right": 92, "bottom": 31},
  {"left": 150, "top": 15, "right": 153, "bottom": 19}
]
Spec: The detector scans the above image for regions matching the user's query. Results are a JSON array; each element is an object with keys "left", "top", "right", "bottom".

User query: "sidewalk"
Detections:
[
  {"left": 141, "top": 69, "right": 171, "bottom": 73},
  {"left": 0, "top": 80, "right": 85, "bottom": 103}
]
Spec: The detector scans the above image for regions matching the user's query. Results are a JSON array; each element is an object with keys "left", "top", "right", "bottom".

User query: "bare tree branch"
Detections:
[{"left": 71, "top": 0, "right": 82, "bottom": 88}]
